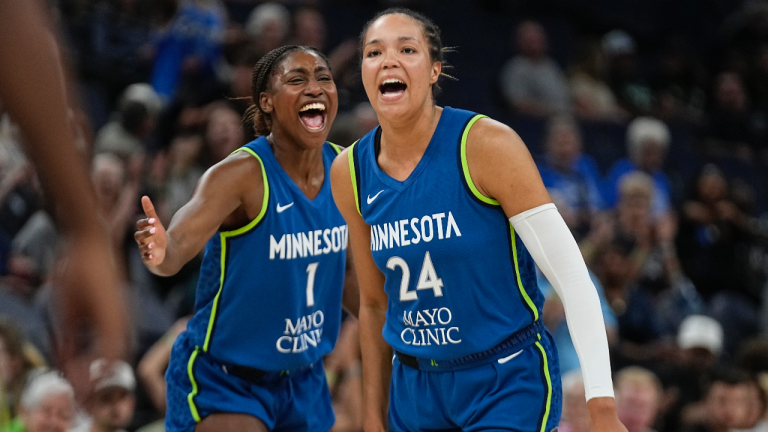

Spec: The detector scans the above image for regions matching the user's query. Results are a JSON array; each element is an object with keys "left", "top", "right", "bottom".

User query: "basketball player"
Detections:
[
  {"left": 330, "top": 9, "right": 626, "bottom": 432},
  {"left": 134, "top": 46, "right": 357, "bottom": 432},
  {"left": 0, "top": 0, "right": 127, "bottom": 393}
]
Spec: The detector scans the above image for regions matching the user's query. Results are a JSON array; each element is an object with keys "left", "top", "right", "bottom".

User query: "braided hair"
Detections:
[
  {"left": 358, "top": 8, "right": 456, "bottom": 98},
  {"left": 243, "top": 45, "right": 331, "bottom": 137}
]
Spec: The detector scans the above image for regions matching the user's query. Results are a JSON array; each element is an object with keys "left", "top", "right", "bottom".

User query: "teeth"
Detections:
[
  {"left": 382, "top": 78, "right": 405, "bottom": 85},
  {"left": 299, "top": 102, "right": 325, "bottom": 112}
]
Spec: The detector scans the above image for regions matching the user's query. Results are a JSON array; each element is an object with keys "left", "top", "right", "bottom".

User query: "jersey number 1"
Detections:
[
  {"left": 387, "top": 251, "right": 444, "bottom": 301},
  {"left": 306, "top": 262, "right": 319, "bottom": 307}
]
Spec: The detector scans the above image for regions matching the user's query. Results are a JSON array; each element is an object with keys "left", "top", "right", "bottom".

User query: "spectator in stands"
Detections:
[
  {"left": 732, "top": 378, "right": 767, "bottom": 432},
  {"left": 95, "top": 83, "right": 162, "bottom": 161},
  {"left": 150, "top": 0, "right": 225, "bottom": 102},
  {"left": 83, "top": 0, "right": 156, "bottom": 104},
  {"left": 9, "top": 370, "right": 75, "bottom": 432},
  {"left": 244, "top": 2, "right": 290, "bottom": 58},
  {"left": 569, "top": 39, "right": 626, "bottom": 120},
  {"left": 659, "top": 315, "right": 723, "bottom": 432},
  {"left": 615, "top": 366, "right": 663, "bottom": 432},
  {"left": 602, "top": 30, "right": 654, "bottom": 116},
  {"left": 203, "top": 102, "right": 245, "bottom": 165},
  {"left": 604, "top": 117, "right": 673, "bottom": 219},
  {"left": 682, "top": 370, "right": 753, "bottom": 432},
  {"left": 0, "top": 320, "right": 45, "bottom": 429},
  {"left": 676, "top": 165, "right": 754, "bottom": 302},
  {"left": 499, "top": 20, "right": 570, "bottom": 116},
  {"left": 70, "top": 359, "right": 136, "bottom": 432},
  {"left": 704, "top": 72, "right": 764, "bottom": 160},
  {"left": 291, "top": 7, "right": 327, "bottom": 52},
  {"left": 650, "top": 38, "right": 707, "bottom": 124},
  {"left": 559, "top": 370, "right": 590, "bottom": 432},
  {"left": 159, "top": 132, "right": 205, "bottom": 220},
  {"left": 537, "top": 115, "right": 604, "bottom": 239}
]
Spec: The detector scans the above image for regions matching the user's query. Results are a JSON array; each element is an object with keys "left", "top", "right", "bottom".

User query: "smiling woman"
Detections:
[{"left": 133, "top": 45, "right": 358, "bottom": 432}]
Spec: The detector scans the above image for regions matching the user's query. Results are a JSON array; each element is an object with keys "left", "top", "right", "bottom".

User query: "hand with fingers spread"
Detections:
[{"left": 135, "top": 196, "right": 167, "bottom": 269}]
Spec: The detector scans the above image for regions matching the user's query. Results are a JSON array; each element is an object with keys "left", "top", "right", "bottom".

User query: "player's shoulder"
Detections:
[{"left": 466, "top": 115, "right": 524, "bottom": 154}]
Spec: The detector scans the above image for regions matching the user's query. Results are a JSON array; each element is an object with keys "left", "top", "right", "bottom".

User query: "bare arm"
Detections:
[
  {"left": 467, "top": 118, "right": 626, "bottom": 432},
  {"left": 330, "top": 150, "right": 390, "bottom": 432},
  {"left": 0, "top": 0, "right": 128, "bottom": 391},
  {"left": 137, "top": 317, "right": 189, "bottom": 413},
  {"left": 135, "top": 151, "right": 264, "bottom": 276}
]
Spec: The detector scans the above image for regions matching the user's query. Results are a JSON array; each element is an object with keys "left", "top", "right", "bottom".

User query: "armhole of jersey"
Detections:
[
  {"left": 347, "top": 140, "right": 362, "bottom": 216},
  {"left": 328, "top": 142, "right": 343, "bottom": 155},
  {"left": 220, "top": 147, "right": 270, "bottom": 236},
  {"left": 458, "top": 114, "right": 500, "bottom": 206},
  {"left": 202, "top": 146, "right": 269, "bottom": 353}
]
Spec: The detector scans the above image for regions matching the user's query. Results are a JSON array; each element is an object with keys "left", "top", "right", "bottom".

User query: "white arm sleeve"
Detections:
[{"left": 510, "top": 203, "right": 614, "bottom": 400}]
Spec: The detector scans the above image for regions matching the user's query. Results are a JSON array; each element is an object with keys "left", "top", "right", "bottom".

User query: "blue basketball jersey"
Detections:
[
  {"left": 184, "top": 137, "right": 347, "bottom": 370},
  {"left": 348, "top": 107, "right": 544, "bottom": 360}
]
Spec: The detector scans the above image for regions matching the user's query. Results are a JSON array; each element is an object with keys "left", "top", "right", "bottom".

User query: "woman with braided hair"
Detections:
[{"left": 133, "top": 45, "right": 358, "bottom": 432}]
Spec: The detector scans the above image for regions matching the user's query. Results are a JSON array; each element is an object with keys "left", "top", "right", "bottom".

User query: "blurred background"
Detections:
[{"left": 2, "top": 0, "right": 768, "bottom": 431}]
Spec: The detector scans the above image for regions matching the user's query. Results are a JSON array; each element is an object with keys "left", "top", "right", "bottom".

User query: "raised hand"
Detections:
[{"left": 135, "top": 196, "right": 167, "bottom": 267}]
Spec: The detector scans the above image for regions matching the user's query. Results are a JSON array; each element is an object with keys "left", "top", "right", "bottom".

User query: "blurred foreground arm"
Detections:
[{"left": 0, "top": 0, "right": 128, "bottom": 386}]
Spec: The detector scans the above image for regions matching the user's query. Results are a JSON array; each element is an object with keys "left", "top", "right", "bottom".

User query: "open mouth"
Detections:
[
  {"left": 298, "top": 102, "right": 327, "bottom": 131},
  {"left": 379, "top": 78, "right": 407, "bottom": 100}
]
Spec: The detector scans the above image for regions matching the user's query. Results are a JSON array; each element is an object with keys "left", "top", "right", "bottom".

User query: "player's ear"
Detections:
[
  {"left": 260, "top": 92, "right": 273, "bottom": 114},
  {"left": 430, "top": 61, "right": 441, "bottom": 85}
]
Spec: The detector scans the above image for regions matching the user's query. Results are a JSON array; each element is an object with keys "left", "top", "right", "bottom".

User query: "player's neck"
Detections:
[
  {"left": 267, "top": 132, "right": 325, "bottom": 198},
  {"left": 379, "top": 102, "right": 441, "bottom": 161}
]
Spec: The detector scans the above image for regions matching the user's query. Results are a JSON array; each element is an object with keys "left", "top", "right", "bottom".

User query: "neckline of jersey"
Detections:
[
  {"left": 370, "top": 106, "right": 451, "bottom": 192},
  {"left": 255, "top": 137, "right": 331, "bottom": 208}
]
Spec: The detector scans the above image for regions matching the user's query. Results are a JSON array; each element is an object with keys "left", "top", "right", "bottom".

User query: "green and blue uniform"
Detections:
[
  {"left": 165, "top": 137, "right": 346, "bottom": 432},
  {"left": 349, "top": 107, "right": 562, "bottom": 431}
]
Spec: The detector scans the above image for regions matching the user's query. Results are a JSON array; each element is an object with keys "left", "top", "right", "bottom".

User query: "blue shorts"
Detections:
[
  {"left": 165, "top": 333, "right": 335, "bottom": 432},
  {"left": 388, "top": 331, "right": 562, "bottom": 432}
]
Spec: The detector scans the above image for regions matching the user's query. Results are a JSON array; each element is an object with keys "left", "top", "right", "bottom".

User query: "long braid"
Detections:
[{"left": 243, "top": 45, "right": 331, "bottom": 137}]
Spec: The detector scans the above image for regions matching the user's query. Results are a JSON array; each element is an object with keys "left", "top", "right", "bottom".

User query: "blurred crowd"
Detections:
[{"left": 1, "top": 0, "right": 768, "bottom": 431}]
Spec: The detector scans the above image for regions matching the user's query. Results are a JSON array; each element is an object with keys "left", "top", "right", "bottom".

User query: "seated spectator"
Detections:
[
  {"left": 137, "top": 317, "right": 189, "bottom": 418},
  {"left": 704, "top": 72, "right": 764, "bottom": 160},
  {"left": 204, "top": 102, "right": 245, "bottom": 165},
  {"left": 604, "top": 117, "right": 673, "bottom": 219},
  {"left": 9, "top": 370, "right": 75, "bottom": 432},
  {"left": 559, "top": 370, "right": 589, "bottom": 432},
  {"left": 676, "top": 165, "right": 755, "bottom": 302},
  {"left": 70, "top": 359, "right": 136, "bottom": 432},
  {"left": 602, "top": 30, "right": 654, "bottom": 116},
  {"left": 150, "top": 0, "right": 225, "bottom": 102},
  {"left": 615, "top": 366, "right": 663, "bottom": 432},
  {"left": 499, "top": 20, "right": 570, "bottom": 116},
  {"left": 244, "top": 2, "right": 290, "bottom": 58},
  {"left": 569, "top": 39, "right": 626, "bottom": 121},
  {"left": 95, "top": 83, "right": 161, "bottom": 161},
  {"left": 650, "top": 38, "right": 707, "bottom": 124},
  {"left": 659, "top": 315, "right": 723, "bottom": 432},
  {"left": 0, "top": 320, "right": 45, "bottom": 429},
  {"left": 160, "top": 133, "right": 205, "bottom": 220},
  {"left": 537, "top": 115, "right": 604, "bottom": 239},
  {"left": 682, "top": 369, "right": 753, "bottom": 432},
  {"left": 732, "top": 378, "right": 767, "bottom": 432}
]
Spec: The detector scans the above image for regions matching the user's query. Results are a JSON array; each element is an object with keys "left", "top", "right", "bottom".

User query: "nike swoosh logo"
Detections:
[
  {"left": 276, "top": 202, "right": 294, "bottom": 213},
  {"left": 497, "top": 349, "right": 524, "bottom": 364},
  {"left": 367, "top": 190, "right": 384, "bottom": 205}
]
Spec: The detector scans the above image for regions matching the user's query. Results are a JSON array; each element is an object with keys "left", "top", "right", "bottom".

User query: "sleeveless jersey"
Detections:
[
  {"left": 348, "top": 106, "right": 544, "bottom": 360},
  {"left": 185, "top": 137, "right": 347, "bottom": 370}
]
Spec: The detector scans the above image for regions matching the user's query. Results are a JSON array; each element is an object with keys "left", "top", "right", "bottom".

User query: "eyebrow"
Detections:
[
  {"left": 284, "top": 65, "right": 330, "bottom": 75},
  {"left": 365, "top": 36, "right": 418, "bottom": 47}
]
